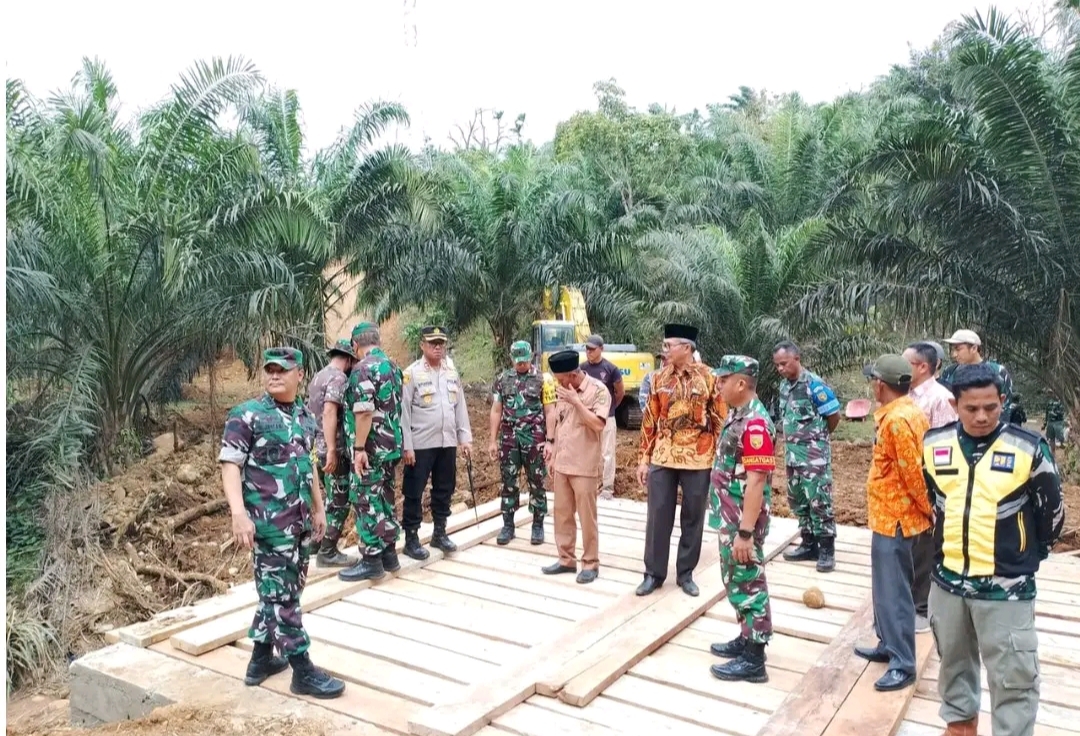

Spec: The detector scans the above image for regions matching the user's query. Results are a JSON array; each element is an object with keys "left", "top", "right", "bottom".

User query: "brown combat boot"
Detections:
[{"left": 942, "top": 715, "right": 977, "bottom": 736}]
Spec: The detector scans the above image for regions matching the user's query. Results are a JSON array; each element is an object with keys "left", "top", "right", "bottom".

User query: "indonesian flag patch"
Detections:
[{"left": 932, "top": 447, "right": 952, "bottom": 467}]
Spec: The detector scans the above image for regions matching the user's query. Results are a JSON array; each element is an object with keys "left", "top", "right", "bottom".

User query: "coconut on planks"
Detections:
[{"left": 802, "top": 586, "right": 825, "bottom": 609}]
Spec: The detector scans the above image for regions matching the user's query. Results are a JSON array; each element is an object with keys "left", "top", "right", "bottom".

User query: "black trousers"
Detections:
[
  {"left": 643, "top": 466, "right": 711, "bottom": 582},
  {"left": 402, "top": 447, "right": 456, "bottom": 532},
  {"left": 911, "top": 528, "right": 934, "bottom": 617}
]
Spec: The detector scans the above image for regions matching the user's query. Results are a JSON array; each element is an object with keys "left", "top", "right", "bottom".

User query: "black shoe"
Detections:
[
  {"left": 431, "top": 521, "right": 457, "bottom": 553},
  {"left": 381, "top": 545, "right": 401, "bottom": 573},
  {"left": 710, "top": 641, "right": 768, "bottom": 683},
  {"left": 244, "top": 642, "right": 288, "bottom": 686},
  {"left": 854, "top": 645, "right": 890, "bottom": 663},
  {"left": 816, "top": 536, "right": 836, "bottom": 573},
  {"left": 542, "top": 561, "right": 576, "bottom": 575},
  {"left": 288, "top": 654, "right": 345, "bottom": 699},
  {"left": 530, "top": 513, "right": 545, "bottom": 545},
  {"left": 783, "top": 533, "right": 818, "bottom": 562},
  {"left": 709, "top": 636, "right": 747, "bottom": 660},
  {"left": 677, "top": 576, "right": 699, "bottom": 597},
  {"left": 403, "top": 530, "right": 429, "bottom": 561},
  {"left": 636, "top": 575, "right": 662, "bottom": 596},
  {"left": 577, "top": 569, "right": 598, "bottom": 584},
  {"left": 316, "top": 539, "right": 358, "bottom": 567},
  {"left": 496, "top": 511, "right": 516, "bottom": 546},
  {"left": 874, "top": 668, "right": 915, "bottom": 692},
  {"left": 337, "top": 555, "right": 385, "bottom": 582}
]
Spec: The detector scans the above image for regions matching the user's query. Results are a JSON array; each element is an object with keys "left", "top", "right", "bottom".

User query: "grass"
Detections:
[
  {"left": 831, "top": 418, "right": 876, "bottom": 443},
  {"left": 450, "top": 323, "right": 496, "bottom": 383}
]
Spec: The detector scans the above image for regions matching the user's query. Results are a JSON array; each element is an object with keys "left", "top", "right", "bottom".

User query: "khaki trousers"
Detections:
[
  {"left": 600, "top": 417, "right": 616, "bottom": 492},
  {"left": 553, "top": 472, "right": 600, "bottom": 571}
]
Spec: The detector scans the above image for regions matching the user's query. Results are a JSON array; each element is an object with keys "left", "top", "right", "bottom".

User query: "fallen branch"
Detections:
[
  {"left": 161, "top": 498, "right": 228, "bottom": 531},
  {"left": 124, "top": 542, "right": 228, "bottom": 594}
]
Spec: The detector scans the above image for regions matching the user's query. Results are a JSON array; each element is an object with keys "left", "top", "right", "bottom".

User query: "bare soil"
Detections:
[{"left": 10, "top": 350, "right": 1080, "bottom": 733}]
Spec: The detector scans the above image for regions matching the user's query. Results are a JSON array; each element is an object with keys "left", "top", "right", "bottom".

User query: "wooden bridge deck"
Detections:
[{"left": 95, "top": 495, "right": 1080, "bottom": 736}]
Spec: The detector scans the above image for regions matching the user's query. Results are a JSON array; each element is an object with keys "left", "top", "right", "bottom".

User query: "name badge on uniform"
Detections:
[
  {"left": 932, "top": 447, "right": 952, "bottom": 467},
  {"left": 990, "top": 452, "right": 1015, "bottom": 472}
]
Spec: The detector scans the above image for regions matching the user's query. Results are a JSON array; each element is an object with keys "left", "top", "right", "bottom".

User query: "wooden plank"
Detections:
[
  {"left": 706, "top": 602, "right": 844, "bottom": 644},
  {"left": 169, "top": 506, "right": 530, "bottom": 655},
  {"left": 602, "top": 674, "right": 770, "bottom": 736},
  {"left": 315, "top": 600, "right": 527, "bottom": 664},
  {"left": 493, "top": 701, "right": 621, "bottom": 736},
  {"left": 820, "top": 632, "right": 934, "bottom": 736},
  {"left": 114, "top": 497, "right": 505, "bottom": 647},
  {"left": 504, "top": 538, "right": 650, "bottom": 574},
  {"left": 461, "top": 543, "right": 639, "bottom": 590},
  {"left": 754, "top": 599, "right": 874, "bottom": 736},
  {"left": 553, "top": 519, "right": 799, "bottom": 706},
  {"left": 400, "top": 566, "right": 597, "bottom": 620},
  {"left": 431, "top": 557, "right": 621, "bottom": 604},
  {"left": 150, "top": 640, "right": 420, "bottom": 733},
  {"left": 527, "top": 694, "right": 725, "bottom": 736},
  {"left": 668, "top": 625, "right": 822, "bottom": 676},
  {"left": 376, "top": 577, "right": 571, "bottom": 627},
  {"left": 904, "top": 696, "right": 1077, "bottom": 736}
]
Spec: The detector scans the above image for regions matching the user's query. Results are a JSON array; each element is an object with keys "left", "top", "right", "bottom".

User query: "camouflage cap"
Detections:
[
  {"left": 351, "top": 321, "right": 378, "bottom": 340},
  {"left": 714, "top": 354, "right": 759, "bottom": 378},
  {"left": 263, "top": 347, "right": 303, "bottom": 370},
  {"left": 510, "top": 340, "right": 533, "bottom": 361},
  {"left": 327, "top": 338, "right": 356, "bottom": 359}
]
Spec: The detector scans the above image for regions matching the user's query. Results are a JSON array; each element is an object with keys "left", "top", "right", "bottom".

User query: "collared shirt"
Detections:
[
  {"left": 305, "top": 364, "right": 348, "bottom": 462},
  {"left": 867, "top": 395, "right": 932, "bottom": 537},
  {"left": 639, "top": 362, "right": 727, "bottom": 470},
  {"left": 581, "top": 357, "right": 621, "bottom": 418},
  {"left": 909, "top": 377, "right": 958, "bottom": 429},
  {"left": 402, "top": 358, "right": 473, "bottom": 451},
  {"left": 553, "top": 375, "right": 611, "bottom": 477}
]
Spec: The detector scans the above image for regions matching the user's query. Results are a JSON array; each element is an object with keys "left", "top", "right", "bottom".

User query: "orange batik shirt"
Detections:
[
  {"left": 639, "top": 363, "right": 728, "bottom": 471},
  {"left": 867, "top": 395, "right": 932, "bottom": 537}
]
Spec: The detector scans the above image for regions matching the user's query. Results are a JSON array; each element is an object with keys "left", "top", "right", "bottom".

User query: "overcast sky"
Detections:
[{"left": 7, "top": 0, "right": 1034, "bottom": 154}]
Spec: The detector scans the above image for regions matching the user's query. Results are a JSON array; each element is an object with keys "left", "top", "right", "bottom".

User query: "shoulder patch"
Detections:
[{"left": 990, "top": 451, "right": 1015, "bottom": 472}]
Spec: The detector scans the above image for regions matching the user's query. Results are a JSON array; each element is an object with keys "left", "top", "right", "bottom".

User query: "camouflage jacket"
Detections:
[
  {"left": 940, "top": 359, "right": 1015, "bottom": 415},
  {"left": 492, "top": 366, "right": 555, "bottom": 441},
  {"left": 709, "top": 397, "right": 777, "bottom": 538},
  {"left": 346, "top": 347, "right": 404, "bottom": 464},
  {"left": 779, "top": 368, "right": 840, "bottom": 468},
  {"left": 305, "top": 363, "right": 349, "bottom": 463},
  {"left": 219, "top": 393, "right": 317, "bottom": 534},
  {"left": 1046, "top": 399, "right": 1066, "bottom": 424}
]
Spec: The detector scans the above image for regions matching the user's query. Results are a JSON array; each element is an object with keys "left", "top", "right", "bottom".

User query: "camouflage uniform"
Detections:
[
  {"left": 708, "top": 356, "right": 776, "bottom": 684},
  {"left": 219, "top": 350, "right": 317, "bottom": 657},
  {"left": 305, "top": 339, "right": 355, "bottom": 560},
  {"left": 1044, "top": 398, "right": 1066, "bottom": 445},
  {"left": 493, "top": 341, "right": 555, "bottom": 546},
  {"left": 940, "top": 359, "right": 1014, "bottom": 416},
  {"left": 778, "top": 368, "right": 840, "bottom": 563},
  {"left": 347, "top": 346, "right": 404, "bottom": 557}
]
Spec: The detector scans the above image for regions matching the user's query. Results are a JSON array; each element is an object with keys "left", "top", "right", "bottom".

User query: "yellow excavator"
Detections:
[{"left": 531, "top": 286, "right": 656, "bottom": 429}]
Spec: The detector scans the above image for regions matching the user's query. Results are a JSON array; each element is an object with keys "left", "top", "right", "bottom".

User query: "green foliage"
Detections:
[{"left": 6, "top": 601, "right": 58, "bottom": 695}]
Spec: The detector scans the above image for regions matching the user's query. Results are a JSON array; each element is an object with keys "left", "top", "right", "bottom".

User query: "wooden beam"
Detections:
[
  {"left": 112, "top": 497, "right": 505, "bottom": 648},
  {"left": 754, "top": 599, "right": 874, "bottom": 736},
  {"left": 554, "top": 519, "right": 799, "bottom": 707},
  {"left": 821, "top": 632, "right": 935, "bottom": 736},
  {"left": 169, "top": 507, "right": 528, "bottom": 656}
]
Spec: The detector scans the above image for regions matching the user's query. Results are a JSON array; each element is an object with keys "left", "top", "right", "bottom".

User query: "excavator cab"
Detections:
[{"left": 531, "top": 321, "right": 579, "bottom": 370}]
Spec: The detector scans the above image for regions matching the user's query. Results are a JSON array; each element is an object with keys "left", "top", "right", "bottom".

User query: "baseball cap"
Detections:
[
  {"left": 714, "top": 355, "right": 759, "bottom": 378},
  {"left": 863, "top": 354, "right": 913, "bottom": 385},
  {"left": 943, "top": 329, "right": 982, "bottom": 346},
  {"left": 263, "top": 347, "right": 303, "bottom": 370},
  {"left": 510, "top": 340, "right": 533, "bottom": 361},
  {"left": 585, "top": 335, "right": 604, "bottom": 349}
]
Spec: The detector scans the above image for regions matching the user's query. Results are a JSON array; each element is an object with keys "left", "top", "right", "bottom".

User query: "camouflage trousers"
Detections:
[
  {"left": 250, "top": 527, "right": 312, "bottom": 656},
  {"left": 320, "top": 463, "right": 353, "bottom": 546},
  {"left": 499, "top": 431, "right": 548, "bottom": 515},
  {"left": 351, "top": 459, "right": 401, "bottom": 556},
  {"left": 786, "top": 465, "right": 837, "bottom": 539},
  {"left": 719, "top": 530, "right": 773, "bottom": 645},
  {"left": 1046, "top": 421, "right": 1066, "bottom": 444}
]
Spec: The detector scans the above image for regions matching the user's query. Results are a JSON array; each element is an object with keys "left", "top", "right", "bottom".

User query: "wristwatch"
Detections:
[{"left": 737, "top": 528, "right": 752, "bottom": 540}]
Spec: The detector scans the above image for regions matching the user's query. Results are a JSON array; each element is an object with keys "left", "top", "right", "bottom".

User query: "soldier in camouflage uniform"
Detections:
[
  {"left": 219, "top": 347, "right": 345, "bottom": 699},
  {"left": 940, "top": 328, "right": 1015, "bottom": 418},
  {"left": 1043, "top": 394, "right": 1066, "bottom": 457},
  {"left": 488, "top": 340, "right": 556, "bottom": 546},
  {"left": 923, "top": 363, "right": 1064, "bottom": 736},
  {"left": 707, "top": 356, "right": 776, "bottom": 684},
  {"left": 306, "top": 338, "right": 358, "bottom": 567},
  {"left": 772, "top": 341, "right": 840, "bottom": 573},
  {"left": 338, "top": 323, "right": 405, "bottom": 582}
]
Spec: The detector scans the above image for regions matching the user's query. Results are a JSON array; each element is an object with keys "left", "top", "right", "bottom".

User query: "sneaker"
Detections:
[{"left": 915, "top": 615, "right": 930, "bottom": 633}]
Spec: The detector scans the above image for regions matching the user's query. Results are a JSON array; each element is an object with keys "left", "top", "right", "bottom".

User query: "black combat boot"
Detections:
[
  {"left": 710, "top": 635, "right": 768, "bottom": 661},
  {"left": 816, "top": 536, "right": 836, "bottom": 573},
  {"left": 496, "top": 511, "right": 516, "bottom": 545},
  {"left": 710, "top": 641, "right": 768, "bottom": 683},
  {"left": 337, "top": 554, "right": 385, "bottom": 582},
  {"left": 531, "top": 512, "right": 544, "bottom": 545},
  {"left": 316, "top": 537, "right": 357, "bottom": 567},
  {"left": 403, "top": 529, "right": 429, "bottom": 561},
  {"left": 431, "top": 519, "right": 457, "bottom": 553},
  {"left": 289, "top": 652, "right": 346, "bottom": 699},
  {"left": 782, "top": 532, "right": 818, "bottom": 562},
  {"left": 244, "top": 640, "right": 288, "bottom": 686},
  {"left": 381, "top": 544, "right": 401, "bottom": 573}
]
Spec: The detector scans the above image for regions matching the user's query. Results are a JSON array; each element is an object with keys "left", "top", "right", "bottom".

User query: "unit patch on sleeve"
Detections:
[{"left": 990, "top": 451, "right": 1015, "bottom": 472}]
